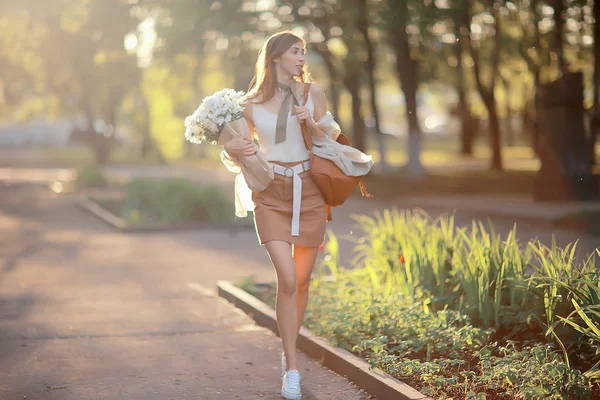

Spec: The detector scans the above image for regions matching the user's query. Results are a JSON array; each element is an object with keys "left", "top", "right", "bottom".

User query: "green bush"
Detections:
[
  {"left": 74, "top": 164, "right": 109, "bottom": 188},
  {"left": 121, "top": 177, "right": 233, "bottom": 224}
]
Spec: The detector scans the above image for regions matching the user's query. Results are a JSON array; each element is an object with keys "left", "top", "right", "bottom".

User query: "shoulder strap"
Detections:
[
  {"left": 300, "top": 83, "right": 312, "bottom": 151},
  {"left": 302, "top": 82, "right": 311, "bottom": 105}
]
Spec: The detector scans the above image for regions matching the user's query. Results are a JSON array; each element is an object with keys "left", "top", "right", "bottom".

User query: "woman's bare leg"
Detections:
[
  {"left": 293, "top": 245, "right": 319, "bottom": 334},
  {"left": 265, "top": 240, "right": 300, "bottom": 371}
]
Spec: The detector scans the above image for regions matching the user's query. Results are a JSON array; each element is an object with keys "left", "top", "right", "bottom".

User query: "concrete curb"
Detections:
[
  {"left": 217, "top": 280, "right": 432, "bottom": 400},
  {"left": 77, "top": 195, "right": 254, "bottom": 233}
]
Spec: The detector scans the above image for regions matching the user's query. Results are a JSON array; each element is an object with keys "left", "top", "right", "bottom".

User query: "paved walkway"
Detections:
[{"left": 0, "top": 184, "right": 369, "bottom": 399}]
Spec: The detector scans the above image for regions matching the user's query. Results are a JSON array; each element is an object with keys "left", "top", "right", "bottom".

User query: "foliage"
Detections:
[
  {"left": 309, "top": 210, "right": 600, "bottom": 398},
  {"left": 241, "top": 209, "right": 600, "bottom": 399},
  {"left": 121, "top": 177, "right": 233, "bottom": 224},
  {"left": 305, "top": 286, "right": 491, "bottom": 361},
  {"left": 2, "top": 0, "right": 597, "bottom": 165},
  {"left": 346, "top": 209, "right": 535, "bottom": 330},
  {"left": 74, "top": 164, "right": 109, "bottom": 188},
  {"left": 474, "top": 343, "right": 592, "bottom": 400}
]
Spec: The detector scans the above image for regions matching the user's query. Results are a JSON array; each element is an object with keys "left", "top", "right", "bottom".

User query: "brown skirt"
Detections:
[{"left": 252, "top": 161, "right": 327, "bottom": 247}]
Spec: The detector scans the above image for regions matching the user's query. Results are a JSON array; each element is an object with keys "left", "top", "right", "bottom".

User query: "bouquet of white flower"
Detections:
[
  {"left": 184, "top": 88, "right": 246, "bottom": 145},
  {"left": 184, "top": 88, "right": 274, "bottom": 192}
]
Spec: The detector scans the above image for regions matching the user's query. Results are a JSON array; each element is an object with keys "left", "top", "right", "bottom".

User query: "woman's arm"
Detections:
[
  {"left": 222, "top": 100, "right": 256, "bottom": 161},
  {"left": 310, "top": 83, "right": 327, "bottom": 123}
]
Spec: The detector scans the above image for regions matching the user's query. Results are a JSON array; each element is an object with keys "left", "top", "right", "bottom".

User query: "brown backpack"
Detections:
[{"left": 300, "top": 83, "right": 373, "bottom": 221}]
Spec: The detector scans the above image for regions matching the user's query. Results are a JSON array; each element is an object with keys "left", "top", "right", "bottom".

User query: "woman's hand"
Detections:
[
  {"left": 295, "top": 105, "right": 326, "bottom": 138},
  {"left": 294, "top": 105, "right": 316, "bottom": 128},
  {"left": 223, "top": 136, "right": 256, "bottom": 159}
]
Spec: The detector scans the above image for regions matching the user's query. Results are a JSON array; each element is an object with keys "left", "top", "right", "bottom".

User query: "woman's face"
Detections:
[{"left": 275, "top": 41, "right": 305, "bottom": 78}]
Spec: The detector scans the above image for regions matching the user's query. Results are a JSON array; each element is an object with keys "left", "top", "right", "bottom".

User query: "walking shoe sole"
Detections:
[{"left": 280, "top": 388, "right": 302, "bottom": 400}]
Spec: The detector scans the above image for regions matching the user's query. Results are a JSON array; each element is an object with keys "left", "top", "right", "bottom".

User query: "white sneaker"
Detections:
[
  {"left": 281, "top": 352, "right": 287, "bottom": 379},
  {"left": 281, "top": 369, "right": 302, "bottom": 400}
]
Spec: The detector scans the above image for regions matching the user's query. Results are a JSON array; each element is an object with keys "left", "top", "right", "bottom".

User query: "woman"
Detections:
[{"left": 222, "top": 31, "right": 331, "bottom": 400}]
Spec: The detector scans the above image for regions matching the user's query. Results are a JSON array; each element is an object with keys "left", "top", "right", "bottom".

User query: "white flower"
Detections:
[{"left": 183, "top": 88, "right": 246, "bottom": 144}]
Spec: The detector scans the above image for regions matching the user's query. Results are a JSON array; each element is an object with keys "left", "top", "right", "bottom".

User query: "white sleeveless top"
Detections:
[{"left": 251, "top": 93, "right": 314, "bottom": 163}]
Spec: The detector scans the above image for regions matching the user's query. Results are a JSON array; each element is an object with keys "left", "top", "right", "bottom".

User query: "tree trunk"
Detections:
[
  {"left": 345, "top": 73, "right": 366, "bottom": 152},
  {"left": 73, "top": 37, "right": 111, "bottom": 165},
  {"left": 455, "top": 11, "right": 474, "bottom": 156},
  {"left": 468, "top": 0, "right": 503, "bottom": 170},
  {"left": 93, "top": 133, "right": 110, "bottom": 165},
  {"left": 315, "top": 44, "right": 343, "bottom": 130},
  {"left": 519, "top": 0, "right": 543, "bottom": 156},
  {"left": 592, "top": 0, "right": 600, "bottom": 166},
  {"left": 532, "top": 70, "right": 542, "bottom": 156},
  {"left": 553, "top": 0, "right": 567, "bottom": 75},
  {"left": 502, "top": 77, "right": 515, "bottom": 147},
  {"left": 388, "top": 1, "right": 424, "bottom": 177},
  {"left": 358, "top": 0, "right": 388, "bottom": 172},
  {"left": 80, "top": 91, "right": 110, "bottom": 165},
  {"left": 486, "top": 95, "right": 503, "bottom": 169}
]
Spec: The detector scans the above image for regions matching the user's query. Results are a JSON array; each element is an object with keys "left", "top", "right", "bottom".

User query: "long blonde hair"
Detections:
[{"left": 246, "top": 31, "right": 312, "bottom": 104}]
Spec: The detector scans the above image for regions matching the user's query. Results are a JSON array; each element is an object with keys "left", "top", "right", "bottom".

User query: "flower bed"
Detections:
[{"left": 239, "top": 209, "right": 600, "bottom": 399}]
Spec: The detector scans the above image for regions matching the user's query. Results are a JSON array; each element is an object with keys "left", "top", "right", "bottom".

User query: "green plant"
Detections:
[
  {"left": 122, "top": 177, "right": 233, "bottom": 224},
  {"left": 296, "top": 278, "right": 593, "bottom": 399},
  {"left": 349, "top": 209, "right": 458, "bottom": 300},
  {"left": 535, "top": 248, "right": 600, "bottom": 378},
  {"left": 74, "top": 164, "right": 109, "bottom": 188},
  {"left": 334, "top": 210, "right": 535, "bottom": 330},
  {"left": 453, "top": 222, "right": 533, "bottom": 329},
  {"left": 476, "top": 343, "right": 592, "bottom": 399},
  {"left": 240, "top": 209, "right": 600, "bottom": 399}
]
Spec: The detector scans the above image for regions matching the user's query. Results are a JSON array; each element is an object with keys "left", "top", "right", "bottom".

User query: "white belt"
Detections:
[{"left": 271, "top": 160, "right": 311, "bottom": 237}]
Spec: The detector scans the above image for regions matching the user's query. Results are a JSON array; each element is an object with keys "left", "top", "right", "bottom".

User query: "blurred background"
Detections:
[{"left": 0, "top": 0, "right": 599, "bottom": 199}]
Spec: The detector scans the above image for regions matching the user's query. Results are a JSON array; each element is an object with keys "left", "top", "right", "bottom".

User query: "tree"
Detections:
[
  {"left": 381, "top": 0, "right": 425, "bottom": 177},
  {"left": 467, "top": 0, "right": 503, "bottom": 170},
  {"left": 8, "top": 0, "right": 140, "bottom": 163},
  {"left": 357, "top": 0, "right": 389, "bottom": 172},
  {"left": 593, "top": 0, "right": 599, "bottom": 165},
  {"left": 449, "top": 0, "right": 478, "bottom": 155}
]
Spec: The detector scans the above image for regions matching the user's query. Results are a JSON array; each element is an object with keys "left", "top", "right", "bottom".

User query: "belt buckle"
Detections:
[{"left": 284, "top": 167, "right": 294, "bottom": 178}]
